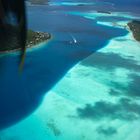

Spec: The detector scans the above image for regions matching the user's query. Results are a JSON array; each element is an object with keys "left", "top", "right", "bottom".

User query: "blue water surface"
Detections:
[{"left": 0, "top": 0, "right": 137, "bottom": 130}]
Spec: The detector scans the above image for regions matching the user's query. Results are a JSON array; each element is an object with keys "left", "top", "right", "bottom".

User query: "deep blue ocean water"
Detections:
[{"left": 0, "top": 0, "right": 139, "bottom": 131}]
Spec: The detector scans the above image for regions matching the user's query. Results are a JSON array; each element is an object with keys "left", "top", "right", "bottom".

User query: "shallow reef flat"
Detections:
[{"left": 0, "top": 12, "right": 140, "bottom": 140}]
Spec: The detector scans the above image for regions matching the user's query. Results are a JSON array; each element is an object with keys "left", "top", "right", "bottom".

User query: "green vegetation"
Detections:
[
  {"left": 26, "top": 29, "right": 51, "bottom": 48},
  {"left": 128, "top": 20, "right": 140, "bottom": 41},
  {"left": 28, "top": 0, "right": 49, "bottom": 5},
  {"left": 0, "top": 24, "right": 51, "bottom": 52}
]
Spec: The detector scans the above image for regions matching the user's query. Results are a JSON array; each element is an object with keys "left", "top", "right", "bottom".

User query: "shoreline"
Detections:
[
  {"left": 26, "top": 0, "right": 48, "bottom": 5},
  {"left": 127, "top": 20, "right": 140, "bottom": 42},
  {"left": 0, "top": 30, "right": 51, "bottom": 55}
]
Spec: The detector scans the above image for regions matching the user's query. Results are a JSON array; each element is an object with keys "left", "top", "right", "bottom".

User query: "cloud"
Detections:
[{"left": 77, "top": 98, "right": 140, "bottom": 121}]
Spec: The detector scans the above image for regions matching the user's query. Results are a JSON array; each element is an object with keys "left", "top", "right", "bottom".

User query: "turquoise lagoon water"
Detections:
[{"left": 0, "top": 0, "right": 140, "bottom": 140}]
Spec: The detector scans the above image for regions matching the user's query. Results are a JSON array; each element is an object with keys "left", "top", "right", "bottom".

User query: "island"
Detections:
[
  {"left": 128, "top": 20, "right": 140, "bottom": 42},
  {"left": 0, "top": 24, "right": 51, "bottom": 53},
  {"left": 26, "top": 29, "right": 51, "bottom": 48},
  {"left": 27, "top": 0, "right": 49, "bottom": 5}
]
